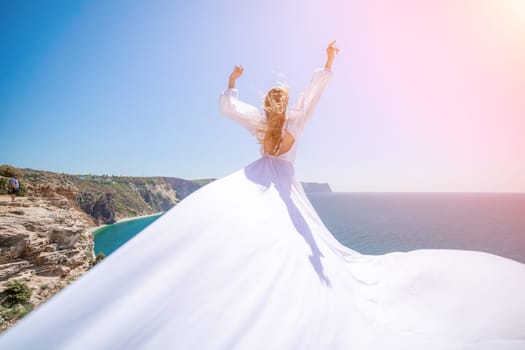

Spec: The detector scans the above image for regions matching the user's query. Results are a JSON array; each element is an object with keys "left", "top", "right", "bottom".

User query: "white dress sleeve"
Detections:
[
  {"left": 288, "top": 68, "right": 333, "bottom": 137},
  {"left": 219, "top": 88, "right": 265, "bottom": 138}
]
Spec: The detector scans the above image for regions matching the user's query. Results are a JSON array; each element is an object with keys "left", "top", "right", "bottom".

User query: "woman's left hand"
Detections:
[
  {"left": 326, "top": 40, "right": 340, "bottom": 60},
  {"left": 325, "top": 41, "right": 339, "bottom": 69}
]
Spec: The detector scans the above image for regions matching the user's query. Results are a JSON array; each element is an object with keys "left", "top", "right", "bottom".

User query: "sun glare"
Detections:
[
  {"left": 478, "top": 0, "right": 525, "bottom": 56},
  {"left": 486, "top": 0, "right": 525, "bottom": 31}
]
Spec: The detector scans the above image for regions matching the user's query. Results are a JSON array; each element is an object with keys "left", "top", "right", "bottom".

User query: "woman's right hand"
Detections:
[
  {"left": 228, "top": 65, "right": 244, "bottom": 88},
  {"left": 230, "top": 65, "right": 244, "bottom": 80}
]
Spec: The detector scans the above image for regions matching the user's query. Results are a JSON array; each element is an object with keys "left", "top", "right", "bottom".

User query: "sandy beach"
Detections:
[{"left": 87, "top": 212, "right": 164, "bottom": 235}]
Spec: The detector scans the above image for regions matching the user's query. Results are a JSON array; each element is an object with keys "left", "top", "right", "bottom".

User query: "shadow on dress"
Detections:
[{"left": 243, "top": 156, "right": 332, "bottom": 287}]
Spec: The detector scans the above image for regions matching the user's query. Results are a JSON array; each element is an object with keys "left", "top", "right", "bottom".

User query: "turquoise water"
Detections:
[
  {"left": 93, "top": 214, "right": 163, "bottom": 256},
  {"left": 93, "top": 193, "right": 525, "bottom": 264}
]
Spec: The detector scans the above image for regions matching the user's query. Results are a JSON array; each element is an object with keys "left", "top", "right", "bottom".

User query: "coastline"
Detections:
[
  {"left": 116, "top": 212, "right": 164, "bottom": 223},
  {"left": 87, "top": 212, "right": 164, "bottom": 235}
]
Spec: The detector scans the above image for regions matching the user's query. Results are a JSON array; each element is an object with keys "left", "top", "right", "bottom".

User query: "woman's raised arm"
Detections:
[
  {"left": 289, "top": 41, "right": 339, "bottom": 134},
  {"left": 219, "top": 65, "right": 264, "bottom": 137}
]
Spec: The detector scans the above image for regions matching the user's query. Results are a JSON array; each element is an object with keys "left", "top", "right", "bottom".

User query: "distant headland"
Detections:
[{"left": 301, "top": 182, "right": 333, "bottom": 193}]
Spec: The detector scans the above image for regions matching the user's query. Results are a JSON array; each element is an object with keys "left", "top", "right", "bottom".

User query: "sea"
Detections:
[
  {"left": 94, "top": 192, "right": 525, "bottom": 264},
  {"left": 93, "top": 215, "right": 161, "bottom": 256}
]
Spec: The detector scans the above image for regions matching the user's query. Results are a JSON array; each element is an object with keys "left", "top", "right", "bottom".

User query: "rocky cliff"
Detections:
[
  {"left": 0, "top": 164, "right": 213, "bottom": 331},
  {"left": 0, "top": 195, "right": 95, "bottom": 331},
  {"left": 3, "top": 167, "right": 214, "bottom": 225}
]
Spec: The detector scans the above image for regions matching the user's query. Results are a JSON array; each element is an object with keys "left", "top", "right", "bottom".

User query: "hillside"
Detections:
[{"left": 0, "top": 165, "right": 214, "bottom": 225}]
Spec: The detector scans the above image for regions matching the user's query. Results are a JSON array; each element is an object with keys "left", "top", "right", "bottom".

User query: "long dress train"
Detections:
[{"left": 1, "top": 68, "right": 525, "bottom": 350}]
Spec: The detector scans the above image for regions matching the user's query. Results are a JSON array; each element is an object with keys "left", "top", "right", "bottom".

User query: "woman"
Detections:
[{"left": 1, "top": 42, "right": 525, "bottom": 350}]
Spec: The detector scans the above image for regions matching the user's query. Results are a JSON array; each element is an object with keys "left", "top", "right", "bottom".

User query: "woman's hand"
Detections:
[
  {"left": 228, "top": 65, "right": 244, "bottom": 88},
  {"left": 325, "top": 40, "right": 339, "bottom": 70}
]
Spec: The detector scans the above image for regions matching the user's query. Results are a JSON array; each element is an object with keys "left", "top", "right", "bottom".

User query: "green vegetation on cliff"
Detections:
[{"left": 0, "top": 281, "right": 34, "bottom": 328}]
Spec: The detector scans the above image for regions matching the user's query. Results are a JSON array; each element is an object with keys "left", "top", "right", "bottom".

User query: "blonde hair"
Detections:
[{"left": 255, "top": 86, "right": 290, "bottom": 155}]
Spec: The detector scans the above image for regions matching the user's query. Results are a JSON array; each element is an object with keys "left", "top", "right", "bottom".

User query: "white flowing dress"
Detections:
[{"left": 1, "top": 68, "right": 525, "bottom": 350}]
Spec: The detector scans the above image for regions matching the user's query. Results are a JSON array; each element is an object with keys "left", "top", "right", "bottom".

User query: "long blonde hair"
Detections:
[{"left": 256, "top": 86, "right": 289, "bottom": 155}]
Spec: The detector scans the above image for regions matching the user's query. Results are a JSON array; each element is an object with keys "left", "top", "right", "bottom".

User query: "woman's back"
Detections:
[
  {"left": 219, "top": 68, "right": 333, "bottom": 164},
  {"left": 261, "top": 124, "right": 296, "bottom": 158}
]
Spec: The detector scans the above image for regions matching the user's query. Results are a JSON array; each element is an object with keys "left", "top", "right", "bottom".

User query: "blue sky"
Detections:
[{"left": 1, "top": 0, "right": 523, "bottom": 191}]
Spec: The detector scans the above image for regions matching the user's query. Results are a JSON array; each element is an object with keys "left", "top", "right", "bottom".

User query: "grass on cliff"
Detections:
[{"left": 0, "top": 280, "right": 34, "bottom": 328}]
